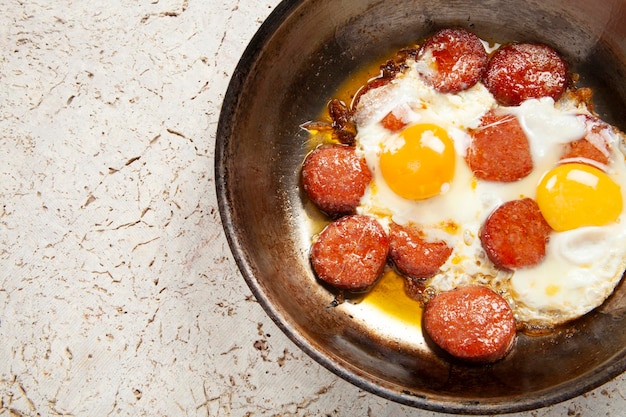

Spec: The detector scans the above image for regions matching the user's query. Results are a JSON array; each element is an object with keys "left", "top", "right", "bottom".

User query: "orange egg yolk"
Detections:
[
  {"left": 379, "top": 123, "right": 455, "bottom": 200},
  {"left": 536, "top": 163, "right": 623, "bottom": 232}
]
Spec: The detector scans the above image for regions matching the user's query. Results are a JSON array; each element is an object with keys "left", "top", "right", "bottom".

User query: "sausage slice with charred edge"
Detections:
[
  {"left": 480, "top": 198, "right": 552, "bottom": 270},
  {"left": 301, "top": 145, "right": 372, "bottom": 216},
  {"left": 310, "top": 215, "right": 389, "bottom": 291},
  {"left": 416, "top": 28, "right": 488, "bottom": 94},
  {"left": 484, "top": 43, "right": 568, "bottom": 106},
  {"left": 424, "top": 285, "right": 517, "bottom": 363},
  {"left": 466, "top": 110, "right": 533, "bottom": 182},
  {"left": 388, "top": 222, "right": 452, "bottom": 279}
]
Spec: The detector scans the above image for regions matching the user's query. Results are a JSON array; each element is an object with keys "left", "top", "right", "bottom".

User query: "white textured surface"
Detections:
[{"left": 1, "top": 1, "right": 625, "bottom": 416}]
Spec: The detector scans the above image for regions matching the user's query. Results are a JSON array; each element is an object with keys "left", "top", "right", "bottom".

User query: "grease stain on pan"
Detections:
[{"left": 343, "top": 274, "right": 426, "bottom": 345}]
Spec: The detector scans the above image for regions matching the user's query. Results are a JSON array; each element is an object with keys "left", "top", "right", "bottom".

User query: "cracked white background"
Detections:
[{"left": 1, "top": 0, "right": 625, "bottom": 416}]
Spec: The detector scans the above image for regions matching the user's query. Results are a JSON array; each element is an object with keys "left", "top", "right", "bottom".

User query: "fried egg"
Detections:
[{"left": 353, "top": 59, "right": 626, "bottom": 328}]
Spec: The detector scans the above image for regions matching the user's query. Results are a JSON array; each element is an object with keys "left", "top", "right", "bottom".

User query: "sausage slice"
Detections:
[
  {"left": 416, "top": 28, "right": 488, "bottom": 94},
  {"left": 480, "top": 198, "right": 552, "bottom": 270},
  {"left": 484, "top": 43, "right": 568, "bottom": 106},
  {"left": 380, "top": 111, "right": 407, "bottom": 132},
  {"left": 424, "top": 285, "right": 516, "bottom": 363},
  {"left": 301, "top": 145, "right": 372, "bottom": 216},
  {"left": 310, "top": 215, "right": 389, "bottom": 291},
  {"left": 466, "top": 110, "right": 533, "bottom": 182},
  {"left": 560, "top": 115, "right": 612, "bottom": 167},
  {"left": 388, "top": 222, "right": 452, "bottom": 279}
]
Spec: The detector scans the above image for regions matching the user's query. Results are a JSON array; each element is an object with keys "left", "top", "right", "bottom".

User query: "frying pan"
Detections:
[{"left": 216, "top": 0, "right": 626, "bottom": 413}]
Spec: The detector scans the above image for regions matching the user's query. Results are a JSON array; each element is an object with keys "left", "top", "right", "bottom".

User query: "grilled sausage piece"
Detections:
[
  {"left": 466, "top": 110, "right": 533, "bottom": 182},
  {"left": 480, "top": 198, "right": 552, "bottom": 270},
  {"left": 301, "top": 145, "right": 372, "bottom": 216},
  {"left": 310, "top": 215, "right": 389, "bottom": 291},
  {"left": 560, "top": 115, "right": 612, "bottom": 168},
  {"left": 416, "top": 28, "right": 488, "bottom": 94},
  {"left": 483, "top": 43, "right": 568, "bottom": 106},
  {"left": 388, "top": 222, "right": 452, "bottom": 279},
  {"left": 424, "top": 285, "right": 517, "bottom": 363}
]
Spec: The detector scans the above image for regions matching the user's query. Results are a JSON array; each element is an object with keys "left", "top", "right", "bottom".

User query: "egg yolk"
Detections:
[
  {"left": 536, "top": 163, "right": 623, "bottom": 232},
  {"left": 379, "top": 123, "right": 455, "bottom": 200}
]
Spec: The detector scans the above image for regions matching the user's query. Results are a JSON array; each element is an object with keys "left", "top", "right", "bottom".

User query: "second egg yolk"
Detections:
[
  {"left": 536, "top": 163, "right": 623, "bottom": 232},
  {"left": 380, "top": 123, "right": 456, "bottom": 200}
]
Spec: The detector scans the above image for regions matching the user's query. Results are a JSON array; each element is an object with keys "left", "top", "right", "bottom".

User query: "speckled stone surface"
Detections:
[{"left": 1, "top": 1, "right": 625, "bottom": 416}]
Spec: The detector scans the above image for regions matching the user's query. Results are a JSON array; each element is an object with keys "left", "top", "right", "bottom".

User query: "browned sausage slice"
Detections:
[
  {"left": 301, "top": 145, "right": 372, "bottom": 216},
  {"left": 380, "top": 111, "right": 407, "bottom": 132},
  {"left": 561, "top": 139, "right": 610, "bottom": 167},
  {"left": 560, "top": 115, "right": 611, "bottom": 167},
  {"left": 416, "top": 28, "right": 488, "bottom": 94},
  {"left": 465, "top": 110, "right": 533, "bottom": 182},
  {"left": 480, "top": 198, "right": 552, "bottom": 270},
  {"left": 483, "top": 43, "right": 568, "bottom": 106},
  {"left": 423, "top": 285, "right": 516, "bottom": 363},
  {"left": 388, "top": 222, "right": 452, "bottom": 278},
  {"left": 310, "top": 215, "right": 389, "bottom": 291}
]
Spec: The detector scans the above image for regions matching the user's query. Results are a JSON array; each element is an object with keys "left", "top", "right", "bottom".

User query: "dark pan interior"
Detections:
[{"left": 216, "top": 0, "right": 626, "bottom": 413}]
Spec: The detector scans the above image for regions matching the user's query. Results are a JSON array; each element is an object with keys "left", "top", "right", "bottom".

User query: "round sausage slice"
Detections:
[
  {"left": 424, "top": 285, "right": 516, "bottom": 363},
  {"left": 301, "top": 145, "right": 372, "bottom": 216},
  {"left": 310, "top": 215, "right": 389, "bottom": 291},
  {"left": 416, "top": 28, "right": 488, "bottom": 94},
  {"left": 466, "top": 110, "right": 533, "bottom": 182},
  {"left": 484, "top": 43, "right": 568, "bottom": 106},
  {"left": 389, "top": 222, "right": 452, "bottom": 278},
  {"left": 480, "top": 198, "right": 552, "bottom": 270}
]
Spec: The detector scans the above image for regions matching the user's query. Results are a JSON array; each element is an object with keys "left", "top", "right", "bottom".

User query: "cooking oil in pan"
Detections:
[
  {"left": 362, "top": 270, "right": 423, "bottom": 328},
  {"left": 342, "top": 270, "right": 427, "bottom": 347}
]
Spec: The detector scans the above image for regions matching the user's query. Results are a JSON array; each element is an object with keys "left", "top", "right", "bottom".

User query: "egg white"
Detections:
[
  {"left": 511, "top": 131, "right": 626, "bottom": 326},
  {"left": 353, "top": 59, "right": 626, "bottom": 328}
]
